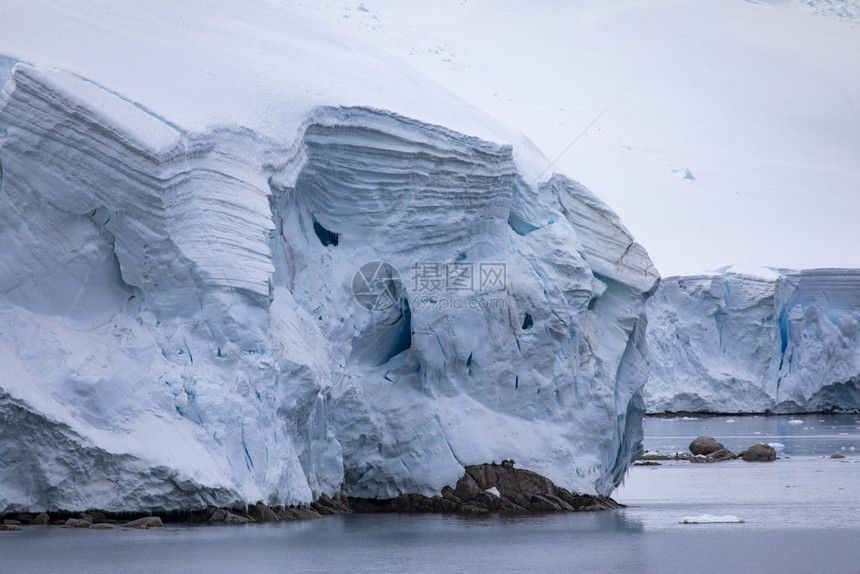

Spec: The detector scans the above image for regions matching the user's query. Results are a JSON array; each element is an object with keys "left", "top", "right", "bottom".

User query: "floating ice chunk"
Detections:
[
  {"left": 725, "top": 419, "right": 737, "bottom": 423},
  {"left": 768, "top": 442, "right": 785, "bottom": 453},
  {"left": 788, "top": 419, "right": 804, "bottom": 425},
  {"left": 485, "top": 487, "right": 501, "bottom": 497},
  {"left": 680, "top": 515, "right": 744, "bottom": 524}
]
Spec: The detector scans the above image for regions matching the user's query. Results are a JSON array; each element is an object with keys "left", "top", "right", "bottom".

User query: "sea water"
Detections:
[{"left": 1, "top": 415, "right": 858, "bottom": 573}]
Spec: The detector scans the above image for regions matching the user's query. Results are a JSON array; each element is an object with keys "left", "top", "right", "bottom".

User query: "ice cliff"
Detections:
[
  {"left": 0, "top": 55, "right": 657, "bottom": 513},
  {"left": 646, "top": 270, "right": 860, "bottom": 413}
]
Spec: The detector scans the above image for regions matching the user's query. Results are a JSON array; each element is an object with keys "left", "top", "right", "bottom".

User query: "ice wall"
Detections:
[
  {"left": 0, "top": 62, "right": 658, "bottom": 513},
  {"left": 646, "top": 270, "right": 860, "bottom": 413}
]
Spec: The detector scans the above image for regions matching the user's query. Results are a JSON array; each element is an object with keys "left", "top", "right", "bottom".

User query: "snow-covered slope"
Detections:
[
  {"left": 646, "top": 270, "right": 860, "bottom": 413},
  {"left": 0, "top": 2, "right": 657, "bottom": 512},
  {"left": 309, "top": 0, "right": 860, "bottom": 276}
]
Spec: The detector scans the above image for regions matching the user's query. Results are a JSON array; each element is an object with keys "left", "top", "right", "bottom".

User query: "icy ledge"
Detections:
[
  {"left": 0, "top": 63, "right": 657, "bottom": 513},
  {"left": 645, "top": 270, "right": 860, "bottom": 413}
]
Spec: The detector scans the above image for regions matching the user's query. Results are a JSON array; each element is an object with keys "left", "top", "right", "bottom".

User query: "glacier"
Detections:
[
  {"left": 645, "top": 269, "right": 860, "bottom": 414},
  {"left": 0, "top": 51, "right": 657, "bottom": 513}
]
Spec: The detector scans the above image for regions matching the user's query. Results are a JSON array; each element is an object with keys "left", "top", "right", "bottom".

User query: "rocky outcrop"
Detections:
[
  {"left": 123, "top": 516, "right": 164, "bottom": 528},
  {"left": 706, "top": 448, "right": 737, "bottom": 461},
  {"left": 348, "top": 463, "right": 621, "bottom": 514},
  {"left": 689, "top": 436, "right": 725, "bottom": 456},
  {"left": 741, "top": 444, "right": 777, "bottom": 462},
  {"left": 189, "top": 497, "right": 350, "bottom": 524}
]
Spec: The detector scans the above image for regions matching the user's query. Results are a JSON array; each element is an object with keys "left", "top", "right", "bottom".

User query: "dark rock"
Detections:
[
  {"left": 32, "top": 513, "right": 50, "bottom": 525},
  {"left": 311, "top": 493, "right": 352, "bottom": 515},
  {"left": 3, "top": 519, "right": 21, "bottom": 526},
  {"left": 831, "top": 454, "right": 846, "bottom": 459},
  {"left": 634, "top": 461, "right": 662, "bottom": 466},
  {"left": 430, "top": 496, "right": 459, "bottom": 513},
  {"left": 460, "top": 503, "right": 490, "bottom": 514},
  {"left": 741, "top": 444, "right": 777, "bottom": 462},
  {"left": 248, "top": 502, "right": 280, "bottom": 522},
  {"left": 689, "top": 436, "right": 725, "bottom": 456},
  {"left": 63, "top": 518, "right": 93, "bottom": 528},
  {"left": 123, "top": 516, "right": 164, "bottom": 528},
  {"left": 0, "top": 524, "right": 22, "bottom": 531},
  {"left": 89, "top": 523, "right": 115, "bottom": 530},
  {"left": 638, "top": 453, "right": 674, "bottom": 461},
  {"left": 441, "top": 486, "right": 462, "bottom": 504},
  {"left": 471, "top": 491, "right": 506, "bottom": 511},
  {"left": 347, "top": 462, "right": 620, "bottom": 516},
  {"left": 14, "top": 514, "right": 33, "bottom": 524},
  {"left": 529, "top": 494, "right": 562, "bottom": 512},
  {"left": 88, "top": 510, "right": 108, "bottom": 523},
  {"left": 205, "top": 508, "right": 253, "bottom": 524},
  {"left": 280, "top": 506, "right": 323, "bottom": 520},
  {"left": 453, "top": 471, "right": 482, "bottom": 501},
  {"left": 707, "top": 448, "right": 737, "bottom": 461}
]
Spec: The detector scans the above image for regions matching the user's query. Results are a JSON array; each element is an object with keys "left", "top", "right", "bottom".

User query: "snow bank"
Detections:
[
  {"left": 0, "top": 5, "right": 657, "bottom": 511},
  {"left": 646, "top": 270, "right": 860, "bottom": 413}
]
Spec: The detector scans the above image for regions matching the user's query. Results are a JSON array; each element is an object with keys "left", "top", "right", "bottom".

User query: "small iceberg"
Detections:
[
  {"left": 680, "top": 515, "right": 744, "bottom": 524},
  {"left": 788, "top": 419, "right": 804, "bottom": 425},
  {"left": 768, "top": 442, "right": 785, "bottom": 454}
]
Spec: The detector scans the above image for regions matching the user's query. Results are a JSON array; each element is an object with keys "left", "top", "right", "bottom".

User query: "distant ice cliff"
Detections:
[{"left": 646, "top": 270, "right": 860, "bottom": 413}]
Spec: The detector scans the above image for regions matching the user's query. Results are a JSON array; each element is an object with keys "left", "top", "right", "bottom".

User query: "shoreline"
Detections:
[{"left": 0, "top": 462, "right": 621, "bottom": 529}]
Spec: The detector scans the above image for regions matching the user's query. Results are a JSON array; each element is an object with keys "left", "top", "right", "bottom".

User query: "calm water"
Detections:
[{"left": 2, "top": 415, "right": 859, "bottom": 574}]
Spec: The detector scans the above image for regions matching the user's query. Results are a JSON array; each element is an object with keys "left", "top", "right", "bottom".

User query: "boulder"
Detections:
[
  {"left": 89, "top": 523, "right": 115, "bottom": 530},
  {"left": 123, "top": 516, "right": 164, "bottom": 528},
  {"left": 707, "top": 448, "right": 737, "bottom": 461},
  {"left": 453, "top": 471, "right": 482, "bottom": 501},
  {"left": 3, "top": 519, "right": 21, "bottom": 526},
  {"left": 310, "top": 494, "right": 352, "bottom": 515},
  {"left": 248, "top": 502, "right": 280, "bottom": 523},
  {"left": 205, "top": 508, "right": 253, "bottom": 524},
  {"left": 0, "top": 524, "right": 22, "bottom": 531},
  {"left": 87, "top": 510, "right": 108, "bottom": 523},
  {"left": 32, "top": 513, "right": 50, "bottom": 525},
  {"left": 440, "top": 486, "right": 462, "bottom": 504},
  {"left": 741, "top": 444, "right": 777, "bottom": 462},
  {"left": 689, "top": 436, "right": 725, "bottom": 456},
  {"left": 277, "top": 507, "right": 322, "bottom": 521},
  {"left": 63, "top": 518, "right": 93, "bottom": 528}
]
